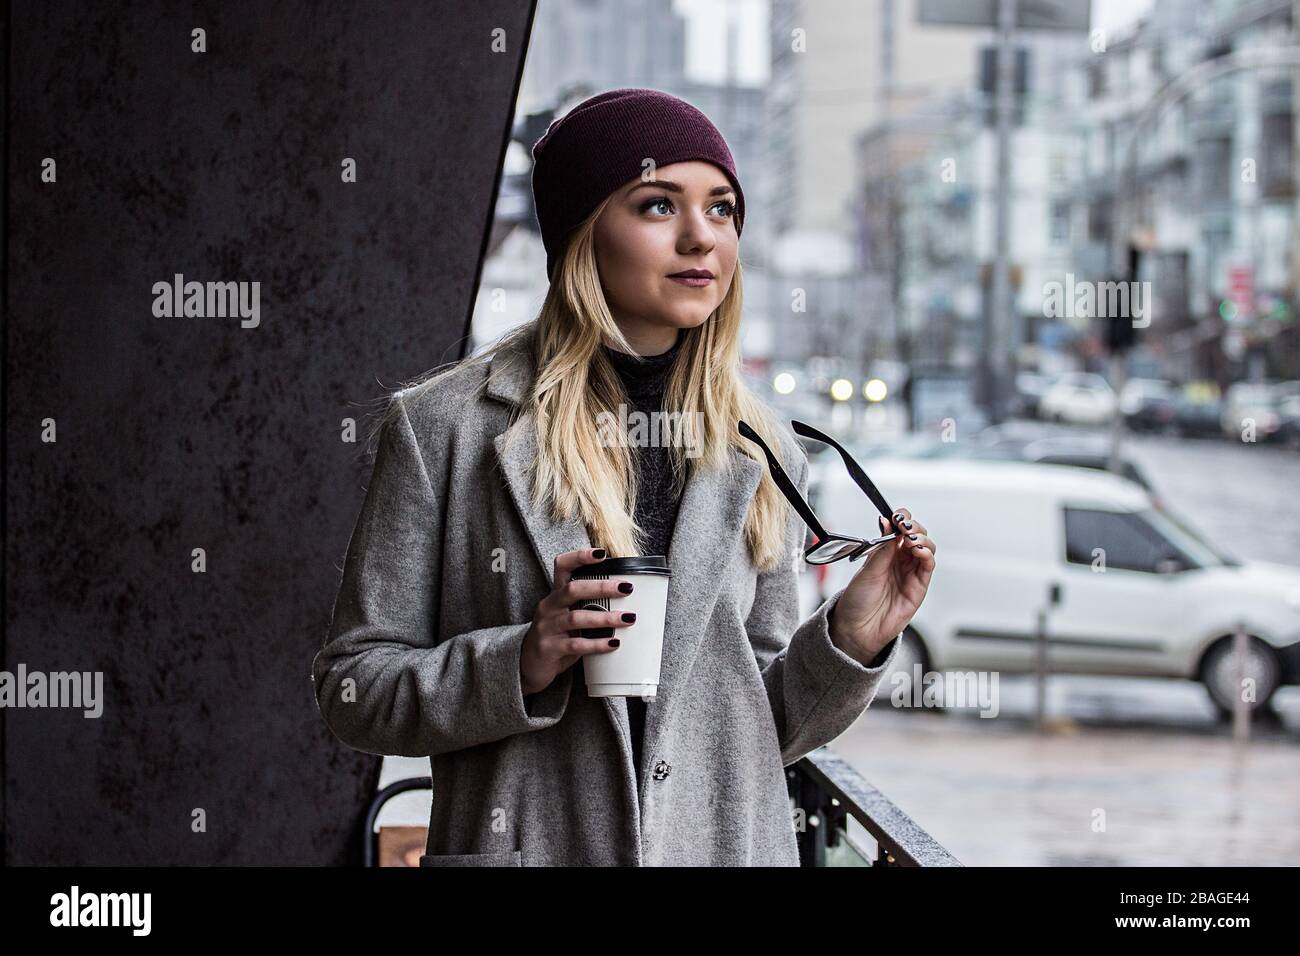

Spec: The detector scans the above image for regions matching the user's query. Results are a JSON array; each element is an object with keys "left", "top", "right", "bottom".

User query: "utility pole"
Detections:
[
  {"left": 917, "top": 0, "right": 1090, "bottom": 424},
  {"left": 988, "top": 0, "right": 1017, "bottom": 425},
  {"left": 1294, "top": 0, "right": 1300, "bottom": 368}
]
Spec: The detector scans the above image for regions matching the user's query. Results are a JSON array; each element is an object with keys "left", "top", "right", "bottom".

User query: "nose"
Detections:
[{"left": 675, "top": 204, "right": 716, "bottom": 256}]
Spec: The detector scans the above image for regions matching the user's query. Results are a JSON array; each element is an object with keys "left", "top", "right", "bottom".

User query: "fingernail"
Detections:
[
  {"left": 592, "top": 548, "right": 607, "bottom": 559},
  {"left": 895, "top": 513, "right": 904, "bottom": 521},
  {"left": 609, "top": 639, "right": 620, "bottom": 647},
  {"left": 618, "top": 581, "right": 634, "bottom": 594},
  {"left": 622, "top": 612, "right": 637, "bottom": 623},
  {"left": 903, "top": 521, "right": 913, "bottom": 529},
  {"left": 908, "top": 533, "right": 918, "bottom": 540}
]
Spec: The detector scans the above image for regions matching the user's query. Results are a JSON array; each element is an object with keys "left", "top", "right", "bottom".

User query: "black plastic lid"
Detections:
[{"left": 571, "top": 555, "right": 671, "bottom": 578}]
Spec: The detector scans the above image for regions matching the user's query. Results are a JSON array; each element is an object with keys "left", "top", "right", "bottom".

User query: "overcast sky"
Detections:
[{"left": 675, "top": 0, "right": 1157, "bottom": 85}]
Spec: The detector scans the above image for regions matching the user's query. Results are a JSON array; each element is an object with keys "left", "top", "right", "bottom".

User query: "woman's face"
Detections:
[{"left": 592, "top": 160, "right": 739, "bottom": 352}]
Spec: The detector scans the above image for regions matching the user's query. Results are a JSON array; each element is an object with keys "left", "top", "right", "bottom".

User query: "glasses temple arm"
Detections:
[
  {"left": 790, "top": 419, "right": 895, "bottom": 525},
  {"left": 736, "top": 420, "right": 830, "bottom": 541}
]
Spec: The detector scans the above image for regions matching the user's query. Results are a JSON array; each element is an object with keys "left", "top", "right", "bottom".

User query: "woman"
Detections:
[{"left": 312, "top": 88, "right": 936, "bottom": 866}]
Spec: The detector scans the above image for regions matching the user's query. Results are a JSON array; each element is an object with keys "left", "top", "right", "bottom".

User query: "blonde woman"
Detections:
[{"left": 312, "top": 88, "right": 936, "bottom": 866}]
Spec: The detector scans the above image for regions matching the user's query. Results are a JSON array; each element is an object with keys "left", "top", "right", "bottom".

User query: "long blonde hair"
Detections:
[{"left": 372, "top": 192, "right": 793, "bottom": 572}]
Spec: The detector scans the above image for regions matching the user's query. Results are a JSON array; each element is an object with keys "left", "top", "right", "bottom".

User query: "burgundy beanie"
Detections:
[{"left": 531, "top": 87, "right": 746, "bottom": 282}]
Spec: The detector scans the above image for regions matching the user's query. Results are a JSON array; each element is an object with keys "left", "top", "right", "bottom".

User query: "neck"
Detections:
[{"left": 608, "top": 323, "right": 683, "bottom": 357}]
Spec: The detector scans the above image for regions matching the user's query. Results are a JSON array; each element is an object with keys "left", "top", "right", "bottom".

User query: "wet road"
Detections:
[{"left": 837, "top": 698, "right": 1300, "bottom": 866}]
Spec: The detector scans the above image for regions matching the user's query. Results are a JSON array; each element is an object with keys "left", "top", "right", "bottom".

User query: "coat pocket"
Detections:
[{"left": 418, "top": 850, "right": 522, "bottom": 867}]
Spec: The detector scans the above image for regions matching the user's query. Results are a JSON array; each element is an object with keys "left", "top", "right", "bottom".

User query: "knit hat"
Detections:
[{"left": 531, "top": 87, "right": 746, "bottom": 282}]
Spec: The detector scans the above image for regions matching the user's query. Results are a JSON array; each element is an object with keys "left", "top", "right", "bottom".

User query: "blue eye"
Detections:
[{"left": 639, "top": 196, "right": 738, "bottom": 218}]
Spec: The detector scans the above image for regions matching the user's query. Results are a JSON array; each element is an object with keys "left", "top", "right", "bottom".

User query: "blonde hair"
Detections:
[{"left": 370, "top": 192, "right": 793, "bottom": 572}]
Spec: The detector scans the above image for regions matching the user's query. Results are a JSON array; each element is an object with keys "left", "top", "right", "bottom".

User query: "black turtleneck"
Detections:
[{"left": 601, "top": 328, "right": 686, "bottom": 787}]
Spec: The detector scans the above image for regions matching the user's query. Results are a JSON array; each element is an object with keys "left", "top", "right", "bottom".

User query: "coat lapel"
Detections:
[{"left": 485, "top": 338, "right": 764, "bottom": 774}]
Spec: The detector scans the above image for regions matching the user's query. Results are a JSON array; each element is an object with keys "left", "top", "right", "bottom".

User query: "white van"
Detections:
[{"left": 809, "top": 458, "right": 1300, "bottom": 716}]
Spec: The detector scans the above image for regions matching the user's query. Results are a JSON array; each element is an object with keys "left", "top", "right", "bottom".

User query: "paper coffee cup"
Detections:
[{"left": 570, "top": 555, "right": 671, "bottom": 699}]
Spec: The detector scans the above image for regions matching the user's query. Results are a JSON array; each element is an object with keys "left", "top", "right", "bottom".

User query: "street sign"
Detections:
[
  {"left": 917, "top": 0, "right": 1089, "bottom": 31},
  {"left": 1227, "top": 263, "right": 1254, "bottom": 320}
]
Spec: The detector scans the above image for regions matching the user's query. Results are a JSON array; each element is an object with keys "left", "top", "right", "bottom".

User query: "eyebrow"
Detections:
[{"left": 627, "top": 180, "right": 735, "bottom": 198}]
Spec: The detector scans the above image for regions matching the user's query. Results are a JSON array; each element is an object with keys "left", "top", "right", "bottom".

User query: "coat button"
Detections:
[{"left": 652, "top": 759, "right": 671, "bottom": 780}]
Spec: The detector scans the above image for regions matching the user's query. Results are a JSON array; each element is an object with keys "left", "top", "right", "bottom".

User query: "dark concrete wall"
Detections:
[{"left": 4, "top": 0, "right": 534, "bottom": 864}]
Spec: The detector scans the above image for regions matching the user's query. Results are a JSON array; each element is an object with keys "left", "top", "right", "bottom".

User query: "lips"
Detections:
[{"left": 667, "top": 269, "right": 714, "bottom": 279}]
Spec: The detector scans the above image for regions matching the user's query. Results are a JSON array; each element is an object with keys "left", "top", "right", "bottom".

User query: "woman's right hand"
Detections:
[{"left": 519, "top": 547, "right": 638, "bottom": 697}]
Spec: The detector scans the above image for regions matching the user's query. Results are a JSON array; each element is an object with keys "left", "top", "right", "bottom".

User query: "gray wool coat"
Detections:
[{"left": 311, "top": 331, "right": 902, "bottom": 866}]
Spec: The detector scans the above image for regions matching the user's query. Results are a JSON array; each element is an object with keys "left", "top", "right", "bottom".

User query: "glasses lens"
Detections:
[{"left": 806, "top": 538, "right": 863, "bottom": 564}]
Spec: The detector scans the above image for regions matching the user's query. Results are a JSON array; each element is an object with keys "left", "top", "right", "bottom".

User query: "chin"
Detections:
[{"left": 666, "top": 311, "right": 714, "bottom": 330}]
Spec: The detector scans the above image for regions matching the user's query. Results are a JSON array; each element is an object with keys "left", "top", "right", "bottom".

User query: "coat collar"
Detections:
[{"left": 486, "top": 339, "right": 763, "bottom": 783}]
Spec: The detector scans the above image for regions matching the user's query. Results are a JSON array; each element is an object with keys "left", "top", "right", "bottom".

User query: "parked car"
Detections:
[
  {"left": 811, "top": 458, "right": 1300, "bottom": 718},
  {"left": 1273, "top": 379, "right": 1300, "bottom": 403},
  {"left": 1009, "top": 370, "right": 1052, "bottom": 419},
  {"left": 1171, "top": 383, "right": 1223, "bottom": 438},
  {"left": 1271, "top": 382, "right": 1300, "bottom": 444},
  {"left": 1277, "top": 394, "right": 1300, "bottom": 451},
  {"left": 1220, "top": 382, "right": 1282, "bottom": 442},
  {"left": 1119, "top": 377, "right": 1179, "bottom": 434},
  {"left": 1039, "top": 372, "right": 1117, "bottom": 426}
]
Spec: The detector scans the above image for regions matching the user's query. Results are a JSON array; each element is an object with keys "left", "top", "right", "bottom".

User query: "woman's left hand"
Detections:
[{"left": 828, "top": 507, "right": 936, "bottom": 663}]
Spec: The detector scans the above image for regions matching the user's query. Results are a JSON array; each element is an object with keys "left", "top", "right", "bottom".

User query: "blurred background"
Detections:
[{"left": 380, "top": 0, "right": 1300, "bottom": 866}]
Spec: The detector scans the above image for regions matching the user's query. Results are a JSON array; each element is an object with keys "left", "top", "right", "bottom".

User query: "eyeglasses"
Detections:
[{"left": 737, "top": 418, "right": 898, "bottom": 565}]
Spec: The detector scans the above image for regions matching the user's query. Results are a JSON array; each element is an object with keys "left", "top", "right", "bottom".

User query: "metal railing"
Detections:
[
  {"left": 789, "top": 746, "right": 962, "bottom": 866},
  {"left": 365, "top": 746, "right": 960, "bottom": 866},
  {"left": 364, "top": 776, "right": 433, "bottom": 868}
]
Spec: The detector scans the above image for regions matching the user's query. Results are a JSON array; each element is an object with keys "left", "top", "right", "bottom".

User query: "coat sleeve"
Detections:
[
  {"left": 745, "top": 446, "right": 902, "bottom": 767},
  {"left": 311, "top": 394, "right": 574, "bottom": 758}
]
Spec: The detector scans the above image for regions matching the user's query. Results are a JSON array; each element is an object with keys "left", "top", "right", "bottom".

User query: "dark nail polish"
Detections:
[
  {"left": 908, "top": 533, "right": 918, "bottom": 540},
  {"left": 592, "top": 548, "right": 607, "bottom": 559},
  {"left": 608, "top": 639, "right": 620, "bottom": 647},
  {"left": 903, "top": 521, "right": 913, "bottom": 529},
  {"left": 618, "top": 581, "right": 634, "bottom": 594},
  {"left": 622, "top": 612, "right": 637, "bottom": 623}
]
